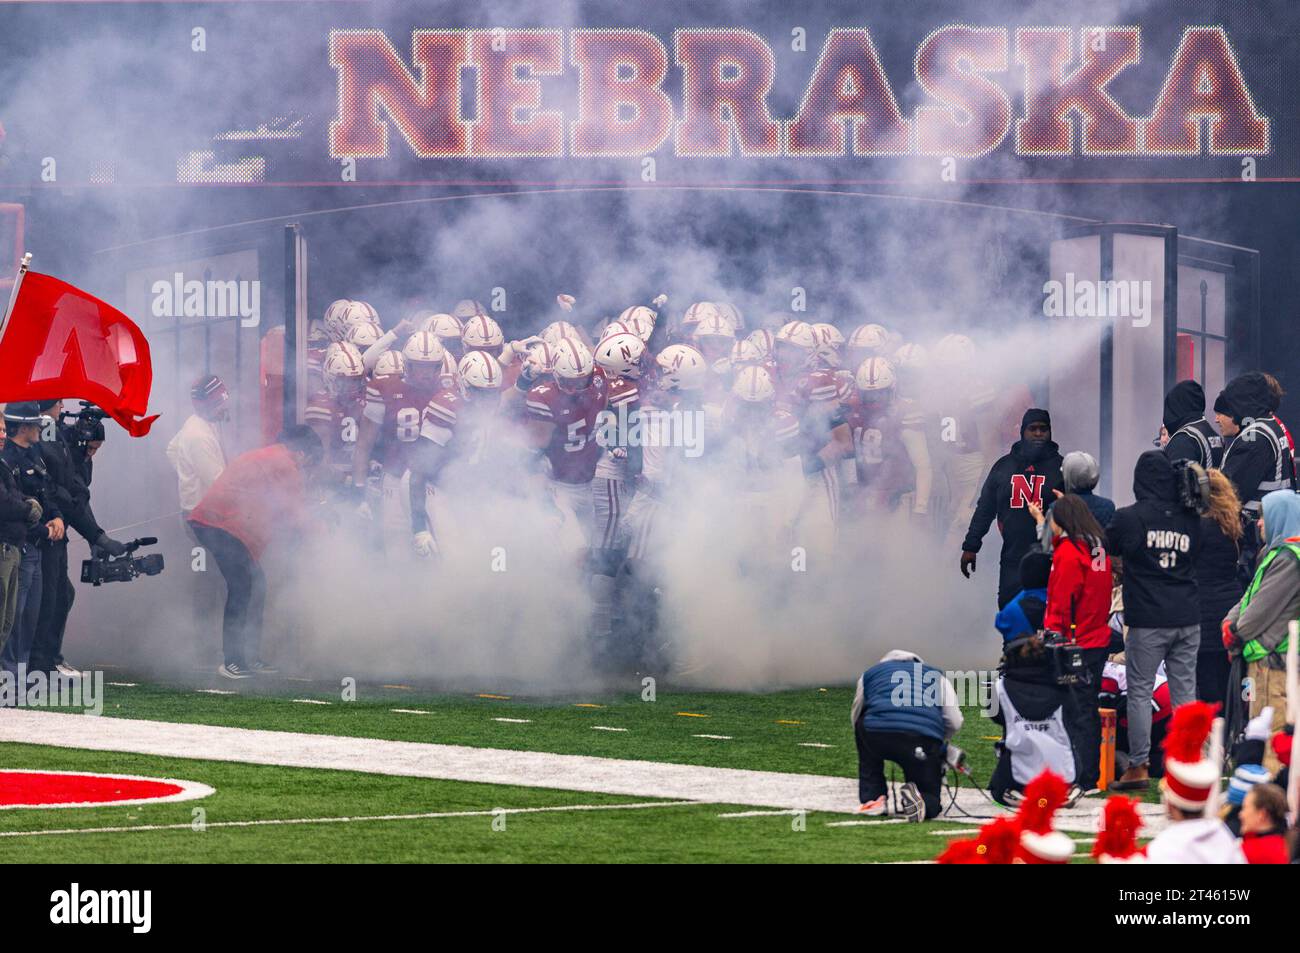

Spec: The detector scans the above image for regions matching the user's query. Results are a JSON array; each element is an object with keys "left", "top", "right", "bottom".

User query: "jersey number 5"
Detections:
[{"left": 564, "top": 419, "right": 588, "bottom": 452}]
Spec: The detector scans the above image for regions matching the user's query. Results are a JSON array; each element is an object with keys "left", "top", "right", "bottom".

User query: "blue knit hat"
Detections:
[{"left": 1227, "top": 763, "right": 1271, "bottom": 806}]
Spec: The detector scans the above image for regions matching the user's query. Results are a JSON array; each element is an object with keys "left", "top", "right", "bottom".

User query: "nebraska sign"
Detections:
[{"left": 329, "top": 26, "right": 1269, "bottom": 160}]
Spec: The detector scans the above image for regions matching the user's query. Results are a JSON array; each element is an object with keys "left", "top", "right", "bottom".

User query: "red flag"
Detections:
[{"left": 0, "top": 272, "right": 158, "bottom": 436}]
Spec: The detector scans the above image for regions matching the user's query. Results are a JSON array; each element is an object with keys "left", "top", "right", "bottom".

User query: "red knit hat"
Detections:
[
  {"left": 1272, "top": 729, "right": 1293, "bottom": 768},
  {"left": 1015, "top": 770, "right": 1074, "bottom": 864},
  {"left": 1162, "top": 701, "right": 1220, "bottom": 811},
  {"left": 1092, "top": 795, "right": 1146, "bottom": 864}
]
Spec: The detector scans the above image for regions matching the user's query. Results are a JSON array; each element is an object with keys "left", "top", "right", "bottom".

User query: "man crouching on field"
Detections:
[{"left": 852, "top": 650, "right": 964, "bottom": 821}]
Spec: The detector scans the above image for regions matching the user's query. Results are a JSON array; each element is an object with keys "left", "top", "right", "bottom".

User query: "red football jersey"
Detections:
[
  {"left": 525, "top": 375, "right": 609, "bottom": 484},
  {"left": 365, "top": 375, "right": 443, "bottom": 473},
  {"left": 774, "top": 367, "right": 843, "bottom": 474},
  {"left": 304, "top": 390, "right": 362, "bottom": 473}
]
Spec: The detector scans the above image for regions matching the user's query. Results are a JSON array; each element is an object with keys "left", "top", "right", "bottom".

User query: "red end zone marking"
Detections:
[{"left": 0, "top": 770, "right": 214, "bottom": 810}]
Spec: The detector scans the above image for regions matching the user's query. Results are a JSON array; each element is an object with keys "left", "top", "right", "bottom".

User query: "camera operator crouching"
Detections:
[
  {"left": 852, "top": 650, "right": 964, "bottom": 821},
  {"left": 28, "top": 399, "right": 127, "bottom": 680}
]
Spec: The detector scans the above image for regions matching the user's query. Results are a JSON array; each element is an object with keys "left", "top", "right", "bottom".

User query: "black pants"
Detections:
[
  {"left": 189, "top": 523, "right": 265, "bottom": 667},
  {"left": 1063, "top": 646, "right": 1109, "bottom": 790},
  {"left": 854, "top": 724, "right": 943, "bottom": 819},
  {"left": 28, "top": 541, "right": 73, "bottom": 673},
  {"left": 996, "top": 559, "right": 1021, "bottom": 610},
  {"left": 1196, "top": 648, "right": 1231, "bottom": 709}
]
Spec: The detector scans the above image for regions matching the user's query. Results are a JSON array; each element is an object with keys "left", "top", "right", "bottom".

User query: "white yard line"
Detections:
[
  {"left": 0, "top": 710, "right": 1166, "bottom": 830},
  {"left": 389, "top": 709, "right": 430, "bottom": 716},
  {"left": 0, "top": 800, "right": 705, "bottom": 838},
  {"left": 492, "top": 718, "right": 531, "bottom": 724},
  {"left": 717, "top": 809, "right": 802, "bottom": 818},
  {"left": 591, "top": 726, "right": 628, "bottom": 732},
  {"left": 825, "top": 819, "right": 908, "bottom": 827}
]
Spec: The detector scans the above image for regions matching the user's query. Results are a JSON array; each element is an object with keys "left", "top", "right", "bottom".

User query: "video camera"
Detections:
[
  {"left": 1174, "top": 459, "right": 1211, "bottom": 514},
  {"left": 59, "top": 401, "right": 108, "bottom": 448},
  {"left": 80, "top": 537, "right": 164, "bottom": 586},
  {"left": 1041, "top": 629, "right": 1087, "bottom": 686}
]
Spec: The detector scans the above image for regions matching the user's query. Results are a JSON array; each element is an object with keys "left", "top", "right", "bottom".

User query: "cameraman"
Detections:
[
  {"left": 29, "top": 399, "right": 126, "bottom": 680},
  {"left": 0, "top": 403, "right": 62, "bottom": 676},
  {"left": 990, "top": 632, "right": 1076, "bottom": 806},
  {"left": 1108, "top": 451, "right": 1202, "bottom": 791},
  {"left": 0, "top": 410, "right": 37, "bottom": 669}
]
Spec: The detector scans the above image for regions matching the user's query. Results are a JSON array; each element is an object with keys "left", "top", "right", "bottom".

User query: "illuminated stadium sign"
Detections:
[{"left": 329, "top": 25, "right": 1270, "bottom": 160}]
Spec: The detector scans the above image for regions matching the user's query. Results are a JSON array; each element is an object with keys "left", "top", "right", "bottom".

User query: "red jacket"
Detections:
[
  {"left": 1044, "top": 536, "right": 1113, "bottom": 649},
  {"left": 1241, "top": 831, "right": 1289, "bottom": 864},
  {"left": 189, "top": 444, "right": 310, "bottom": 560}
]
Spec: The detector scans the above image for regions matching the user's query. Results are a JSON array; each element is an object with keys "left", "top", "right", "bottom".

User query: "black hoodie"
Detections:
[
  {"left": 962, "top": 409, "right": 1064, "bottom": 582},
  {"left": 1163, "top": 380, "right": 1223, "bottom": 469},
  {"left": 1217, "top": 374, "right": 1296, "bottom": 512},
  {"left": 1107, "top": 450, "right": 1201, "bottom": 627}
]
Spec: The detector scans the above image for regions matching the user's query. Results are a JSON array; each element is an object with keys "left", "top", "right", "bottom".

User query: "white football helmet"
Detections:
[
  {"left": 373, "top": 350, "right": 406, "bottom": 379},
  {"left": 323, "top": 342, "right": 366, "bottom": 400},
  {"left": 524, "top": 340, "right": 559, "bottom": 377},
  {"left": 420, "top": 312, "right": 463, "bottom": 341},
  {"left": 848, "top": 323, "right": 889, "bottom": 353},
  {"left": 453, "top": 299, "right": 488, "bottom": 321},
  {"left": 541, "top": 320, "right": 579, "bottom": 347},
  {"left": 345, "top": 320, "right": 384, "bottom": 351},
  {"left": 731, "top": 338, "right": 767, "bottom": 366},
  {"left": 599, "top": 320, "right": 633, "bottom": 342},
  {"left": 655, "top": 344, "right": 708, "bottom": 391},
  {"left": 693, "top": 312, "right": 736, "bottom": 342},
  {"left": 855, "top": 356, "right": 897, "bottom": 392},
  {"left": 775, "top": 320, "right": 818, "bottom": 350},
  {"left": 462, "top": 313, "right": 504, "bottom": 351},
  {"left": 594, "top": 332, "right": 646, "bottom": 380},
  {"left": 745, "top": 328, "right": 775, "bottom": 359},
  {"left": 715, "top": 302, "right": 745, "bottom": 332},
  {"left": 343, "top": 301, "right": 375, "bottom": 327},
  {"left": 324, "top": 299, "right": 354, "bottom": 343},
  {"left": 732, "top": 364, "right": 775, "bottom": 403},
  {"left": 893, "top": 342, "right": 929, "bottom": 369},
  {"left": 457, "top": 350, "right": 503, "bottom": 393},
  {"left": 811, "top": 322, "right": 844, "bottom": 366},
  {"left": 402, "top": 329, "right": 446, "bottom": 366},
  {"left": 552, "top": 337, "right": 595, "bottom": 393},
  {"left": 681, "top": 301, "right": 720, "bottom": 331},
  {"left": 618, "top": 306, "right": 656, "bottom": 342},
  {"left": 934, "top": 333, "right": 976, "bottom": 367}
]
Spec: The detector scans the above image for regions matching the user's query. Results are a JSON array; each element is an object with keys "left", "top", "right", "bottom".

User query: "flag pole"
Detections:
[{"left": 0, "top": 252, "right": 32, "bottom": 343}]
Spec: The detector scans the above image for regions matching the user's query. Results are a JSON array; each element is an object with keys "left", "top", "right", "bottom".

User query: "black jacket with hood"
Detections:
[
  {"left": 1217, "top": 373, "right": 1296, "bottom": 513},
  {"left": 1107, "top": 450, "right": 1201, "bottom": 628},
  {"left": 1163, "top": 380, "right": 1223, "bottom": 469},
  {"left": 962, "top": 409, "right": 1064, "bottom": 571}
]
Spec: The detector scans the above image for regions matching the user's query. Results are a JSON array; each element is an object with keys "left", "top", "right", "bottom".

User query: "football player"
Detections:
[
  {"left": 520, "top": 337, "right": 609, "bottom": 556},
  {"left": 771, "top": 321, "right": 854, "bottom": 560},
  {"left": 305, "top": 341, "right": 366, "bottom": 482},
  {"left": 842, "top": 356, "right": 932, "bottom": 519},
  {"left": 407, "top": 350, "right": 503, "bottom": 558},
  {"left": 353, "top": 331, "right": 448, "bottom": 555}
]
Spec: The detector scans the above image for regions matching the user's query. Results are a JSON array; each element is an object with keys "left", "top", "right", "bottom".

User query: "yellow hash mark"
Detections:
[
  {"left": 383, "top": 684, "right": 413, "bottom": 691},
  {"left": 676, "top": 712, "right": 708, "bottom": 718},
  {"left": 476, "top": 693, "right": 512, "bottom": 700},
  {"left": 775, "top": 720, "right": 804, "bottom": 725},
  {"left": 980, "top": 736, "right": 1000, "bottom": 741},
  {"left": 574, "top": 703, "right": 605, "bottom": 709}
]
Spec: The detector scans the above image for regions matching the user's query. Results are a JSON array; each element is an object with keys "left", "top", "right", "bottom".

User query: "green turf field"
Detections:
[
  {"left": 0, "top": 675, "right": 1152, "bottom": 862},
  {"left": 0, "top": 743, "right": 979, "bottom": 863}
]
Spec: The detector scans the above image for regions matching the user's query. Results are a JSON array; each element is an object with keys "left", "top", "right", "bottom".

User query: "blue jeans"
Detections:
[{"left": 1, "top": 544, "right": 43, "bottom": 675}]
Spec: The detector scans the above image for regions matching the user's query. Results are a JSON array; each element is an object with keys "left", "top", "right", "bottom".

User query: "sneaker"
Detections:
[
  {"left": 249, "top": 659, "right": 280, "bottom": 675},
  {"left": 896, "top": 782, "right": 925, "bottom": 823},
  {"left": 218, "top": 662, "right": 254, "bottom": 680},
  {"left": 857, "top": 796, "right": 887, "bottom": 816},
  {"left": 1002, "top": 789, "right": 1025, "bottom": 807},
  {"left": 1064, "top": 785, "right": 1084, "bottom": 808},
  {"left": 54, "top": 663, "right": 83, "bottom": 679}
]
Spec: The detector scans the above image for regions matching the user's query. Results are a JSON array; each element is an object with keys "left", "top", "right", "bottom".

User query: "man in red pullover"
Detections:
[
  {"left": 188, "top": 426, "right": 322, "bottom": 679},
  {"left": 1032, "top": 493, "right": 1114, "bottom": 792}
]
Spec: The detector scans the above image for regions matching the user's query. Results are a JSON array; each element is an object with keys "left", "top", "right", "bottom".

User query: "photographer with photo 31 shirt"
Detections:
[{"left": 1108, "top": 451, "right": 1202, "bottom": 791}]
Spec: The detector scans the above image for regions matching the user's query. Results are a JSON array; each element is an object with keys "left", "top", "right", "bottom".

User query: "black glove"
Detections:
[{"left": 95, "top": 532, "right": 127, "bottom": 557}]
